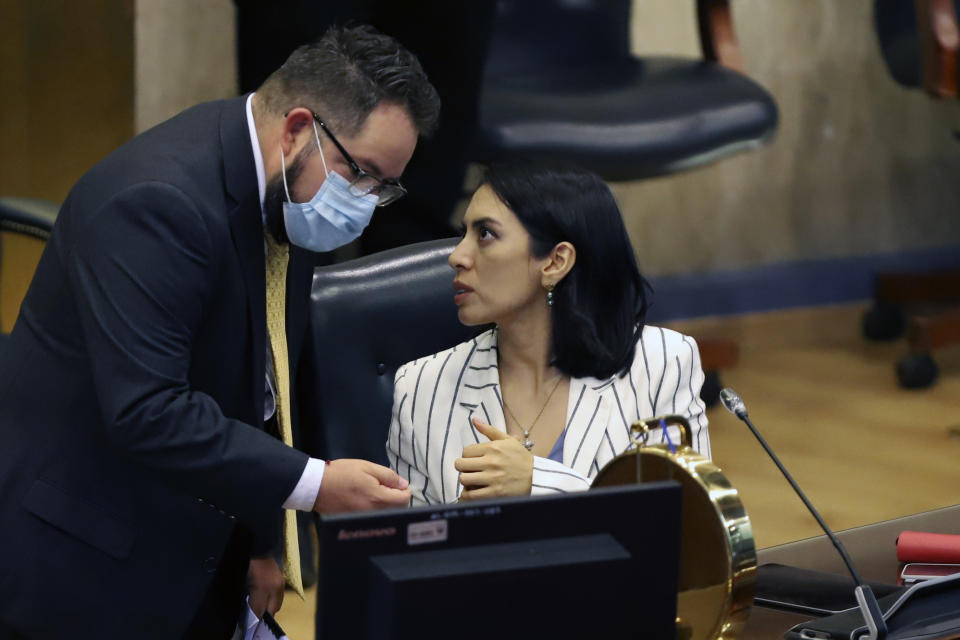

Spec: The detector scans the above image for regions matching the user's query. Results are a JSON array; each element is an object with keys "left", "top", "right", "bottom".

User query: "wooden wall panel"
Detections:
[
  {"left": 0, "top": 0, "right": 134, "bottom": 204},
  {"left": 0, "top": 232, "right": 45, "bottom": 333}
]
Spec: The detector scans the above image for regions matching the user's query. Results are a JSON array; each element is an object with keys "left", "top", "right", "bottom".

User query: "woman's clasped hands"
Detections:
[{"left": 455, "top": 416, "right": 534, "bottom": 500}]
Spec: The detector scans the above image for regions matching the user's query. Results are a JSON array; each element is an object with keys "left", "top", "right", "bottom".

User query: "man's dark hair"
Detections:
[
  {"left": 482, "top": 160, "right": 651, "bottom": 380},
  {"left": 257, "top": 24, "right": 440, "bottom": 137}
]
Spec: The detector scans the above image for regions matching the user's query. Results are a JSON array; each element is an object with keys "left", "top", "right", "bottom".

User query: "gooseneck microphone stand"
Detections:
[{"left": 719, "top": 388, "right": 888, "bottom": 640}]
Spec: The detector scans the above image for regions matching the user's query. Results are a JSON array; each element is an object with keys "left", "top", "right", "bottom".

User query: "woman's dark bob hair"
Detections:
[{"left": 482, "top": 160, "right": 650, "bottom": 380}]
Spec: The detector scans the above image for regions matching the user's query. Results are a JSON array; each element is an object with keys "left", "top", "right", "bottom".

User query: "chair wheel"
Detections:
[
  {"left": 701, "top": 370, "right": 722, "bottom": 408},
  {"left": 862, "top": 303, "right": 906, "bottom": 341},
  {"left": 896, "top": 353, "right": 938, "bottom": 389}
]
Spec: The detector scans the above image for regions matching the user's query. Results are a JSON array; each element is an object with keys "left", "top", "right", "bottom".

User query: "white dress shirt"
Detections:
[{"left": 246, "top": 93, "right": 325, "bottom": 511}]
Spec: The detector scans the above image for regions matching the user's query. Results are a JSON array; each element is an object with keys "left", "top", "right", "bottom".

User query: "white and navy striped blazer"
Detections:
[{"left": 386, "top": 326, "right": 710, "bottom": 506}]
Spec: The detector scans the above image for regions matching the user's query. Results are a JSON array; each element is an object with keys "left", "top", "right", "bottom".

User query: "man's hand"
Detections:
[
  {"left": 247, "top": 556, "right": 285, "bottom": 618},
  {"left": 314, "top": 459, "right": 410, "bottom": 513},
  {"left": 455, "top": 417, "right": 534, "bottom": 501}
]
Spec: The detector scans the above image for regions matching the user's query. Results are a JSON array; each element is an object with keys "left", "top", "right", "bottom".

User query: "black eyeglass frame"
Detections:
[{"left": 310, "top": 112, "right": 407, "bottom": 207}]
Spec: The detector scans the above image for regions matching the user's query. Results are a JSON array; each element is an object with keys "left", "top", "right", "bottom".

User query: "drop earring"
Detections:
[{"left": 546, "top": 284, "right": 554, "bottom": 307}]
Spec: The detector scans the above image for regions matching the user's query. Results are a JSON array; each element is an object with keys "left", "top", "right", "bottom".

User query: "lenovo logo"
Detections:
[{"left": 336, "top": 527, "right": 398, "bottom": 541}]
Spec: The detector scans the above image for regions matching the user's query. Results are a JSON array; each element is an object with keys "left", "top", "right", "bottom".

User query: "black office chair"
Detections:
[
  {"left": 474, "top": 0, "right": 778, "bottom": 179},
  {"left": 298, "top": 238, "right": 478, "bottom": 466},
  {"left": 864, "top": 0, "right": 960, "bottom": 387},
  {"left": 0, "top": 197, "right": 58, "bottom": 355}
]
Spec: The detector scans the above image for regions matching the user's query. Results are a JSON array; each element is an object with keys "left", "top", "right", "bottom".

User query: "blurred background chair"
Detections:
[
  {"left": 0, "top": 198, "right": 58, "bottom": 356},
  {"left": 473, "top": 0, "right": 779, "bottom": 404},
  {"left": 866, "top": 0, "right": 960, "bottom": 388},
  {"left": 475, "top": 0, "right": 777, "bottom": 177}
]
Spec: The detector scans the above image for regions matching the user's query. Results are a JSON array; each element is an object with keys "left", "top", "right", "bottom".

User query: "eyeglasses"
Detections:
[{"left": 311, "top": 113, "right": 407, "bottom": 207}]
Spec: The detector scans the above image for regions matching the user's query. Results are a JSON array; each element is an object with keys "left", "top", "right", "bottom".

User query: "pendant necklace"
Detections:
[{"left": 502, "top": 375, "right": 564, "bottom": 451}]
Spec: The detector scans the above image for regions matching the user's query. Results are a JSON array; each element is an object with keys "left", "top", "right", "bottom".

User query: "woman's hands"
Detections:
[{"left": 455, "top": 417, "right": 534, "bottom": 500}]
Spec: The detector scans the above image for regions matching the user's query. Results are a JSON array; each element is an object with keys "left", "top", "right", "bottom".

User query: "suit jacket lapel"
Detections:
[
  {"left": 563, "top": 376, "right": 614, "bottom": 479},
  {"left": 456, "top": 330, "right": 506, "bottom": 436},
  {"left": 220, "top": 95, "right": 266, "bottom": 426}
]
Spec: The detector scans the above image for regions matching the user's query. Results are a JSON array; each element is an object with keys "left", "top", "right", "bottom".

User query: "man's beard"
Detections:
[{"left": 264, "top": 145, "right": 312, "bottom": 244}]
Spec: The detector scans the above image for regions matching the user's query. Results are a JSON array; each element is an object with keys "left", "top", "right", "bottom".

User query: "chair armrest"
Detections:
[
  {"left": 697, "top": 0, "right": 745, "bottom": 72},
  {"left": 1, "top": 198, "right": 57, "bottom": 334},
  {"left": 916, "top": 0, "right": 959, "bottom": 97},
  {"left": 0, "top": 197, "right": 59, "bottom": 240}
]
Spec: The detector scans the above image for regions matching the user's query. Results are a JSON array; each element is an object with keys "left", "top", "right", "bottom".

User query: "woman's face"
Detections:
[{"left": 448, "top": 185, "right": 549, "bottom": 327}]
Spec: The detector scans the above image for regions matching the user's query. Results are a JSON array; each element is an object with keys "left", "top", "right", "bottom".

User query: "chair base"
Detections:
[
  {"left": 863, "top": 270, "right": 960, "bottom": 388},
  {"left": 862, "top": 302, "right": 907, "bottom": 341},
  {"left": 897, "top": 352, "right": 939, "bottom": 389}
]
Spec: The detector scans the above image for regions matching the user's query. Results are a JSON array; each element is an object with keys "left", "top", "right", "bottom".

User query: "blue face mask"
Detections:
[{"left": 280, "top": 121, "right": 378, "bottom": 252}]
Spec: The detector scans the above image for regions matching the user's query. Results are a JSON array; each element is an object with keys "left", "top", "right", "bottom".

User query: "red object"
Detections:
[{"left": 897, "top": 531, "right": 960, "bottom": 563}]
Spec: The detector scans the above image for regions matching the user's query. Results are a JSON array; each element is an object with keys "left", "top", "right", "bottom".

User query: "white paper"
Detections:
[{"left": 242, "top": 597, "right": 291, "bottom": 640}]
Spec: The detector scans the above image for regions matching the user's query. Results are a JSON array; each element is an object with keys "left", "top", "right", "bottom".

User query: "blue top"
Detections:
[{"left": 547, "top": 429, "right": 566, "bottom": 462}]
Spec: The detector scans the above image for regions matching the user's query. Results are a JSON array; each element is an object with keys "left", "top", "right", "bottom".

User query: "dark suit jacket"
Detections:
[{"left": 0, "top": 96, "right": 314, "bottom": 637}]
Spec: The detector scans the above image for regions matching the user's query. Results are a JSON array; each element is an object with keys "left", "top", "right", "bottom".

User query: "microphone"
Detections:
[{"left": 719, "top": 388, "right": 888, "bottom": 640}]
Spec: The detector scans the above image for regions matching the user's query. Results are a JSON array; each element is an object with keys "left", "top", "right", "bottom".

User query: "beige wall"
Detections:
[
  {"left": 134, "top": 0, "right": 236, "bottom": 133},
  {"left": 625, "top": 0, "right": 960, "bottom": 277}
]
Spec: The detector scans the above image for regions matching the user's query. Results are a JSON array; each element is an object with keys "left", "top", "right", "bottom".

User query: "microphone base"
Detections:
[
  {"left": 854, "top": 585, "right": 887, "bottom": 639},
  {"left": 784, "top": 572, "right": 960, "bottom": 640}
]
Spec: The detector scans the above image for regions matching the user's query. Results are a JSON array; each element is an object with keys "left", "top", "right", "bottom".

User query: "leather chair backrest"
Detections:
[
  {"left": 299, "top": 238, "right": 479, "bottom": 465},
  {"left": 485, "top": 0, "right": 631, "bottom": 77}
]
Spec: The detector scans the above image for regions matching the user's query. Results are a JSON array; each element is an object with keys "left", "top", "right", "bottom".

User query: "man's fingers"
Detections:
[
  {"left": 473, "top": 417, "right": 510, "bottom": 440},
  {"left": 364, "top": 461, "right": 409, "bottom": 489},
  {"left": 374, "top": 485, "right": 411, "bottom": 507},
  {"left": 316, "top": 460, "right": 412, "bottom": 513},
  {"left": 249, "top": 593, "right": 266, "bottom": 618},
  {"left": 266, "top": 590, "right": 284, "bottom": 615},
  {"left": 247, "top": 556, "right": 284, "bottom": 619}
]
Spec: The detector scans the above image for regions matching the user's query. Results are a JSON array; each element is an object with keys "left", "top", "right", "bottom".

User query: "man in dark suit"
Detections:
[{"left": 0, "top": 25, "right": 439, "bottom": 638}]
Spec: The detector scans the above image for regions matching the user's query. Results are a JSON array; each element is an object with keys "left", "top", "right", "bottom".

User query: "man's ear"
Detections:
[
  {"left": 541, "top": 241, "right": 576, "bottom": 288},
  {"left": 280, "top": 108, "right": 315, "bottom": 156}
]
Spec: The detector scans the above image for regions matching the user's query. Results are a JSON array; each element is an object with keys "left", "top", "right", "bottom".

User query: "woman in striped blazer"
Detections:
[{"left": 387, "top": 161, "right": 709, "bottom": 506}]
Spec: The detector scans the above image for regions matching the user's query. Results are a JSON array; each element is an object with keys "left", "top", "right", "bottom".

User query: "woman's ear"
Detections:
[{"left": 542, "top": 241, "right": 576, "bottom": 287}]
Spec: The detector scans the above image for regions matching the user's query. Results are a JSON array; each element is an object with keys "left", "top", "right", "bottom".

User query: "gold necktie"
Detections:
[{"left": 264, "top": 232, "right": 304, "bottom": 597}]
